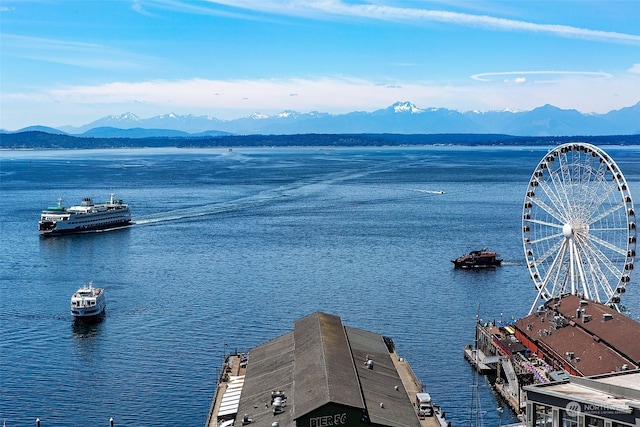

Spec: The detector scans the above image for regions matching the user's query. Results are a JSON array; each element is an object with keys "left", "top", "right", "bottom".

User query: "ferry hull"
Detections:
[
  {"left": 72, "top": 309, "right": 106, "bottom": 323},
  {"left": 39, "top": 220, "right": 132, "bottom": 237}
]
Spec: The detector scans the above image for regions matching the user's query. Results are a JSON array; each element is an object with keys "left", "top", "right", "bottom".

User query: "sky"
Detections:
[{"left": 1, "top": 0, "right": 639, "bottom": 131}]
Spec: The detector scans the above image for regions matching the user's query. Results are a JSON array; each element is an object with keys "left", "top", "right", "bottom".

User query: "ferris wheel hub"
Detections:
[{"left": 562, "top": 223, "right": 573, "bottom": 238}]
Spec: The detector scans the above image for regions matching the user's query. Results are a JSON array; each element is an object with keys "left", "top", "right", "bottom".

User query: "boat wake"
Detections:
[
  {"left": 132, "top": 162, "right": 431, "bottom": 226},
  {"left": 405, "top": 188, "right": 445, "bottom": 195},
  {"left": 133, "top": 201, "right": 259, "bottom": 225}
]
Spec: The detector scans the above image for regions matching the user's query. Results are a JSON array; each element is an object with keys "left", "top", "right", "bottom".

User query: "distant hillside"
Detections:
[
  {"left": 48, "top": 101, "right": 640, "bottom": 137},
  {"left": 2, "top": 131, "right": 639, "bottom": 150}
]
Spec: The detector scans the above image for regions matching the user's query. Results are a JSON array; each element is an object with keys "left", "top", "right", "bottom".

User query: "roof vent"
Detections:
[
  {"left": 603, "top": 313, "right": 613, "bottom": 321},
  {"left": 580, "top": 300, "right": 589, "bottom": 306},
  {"left": 242, "top": 414, "right": 253, "bottom": 425},
  {"left": 366, "top": 359, "right": 374, "bottom": 369},
  {"left": 582, "top": 314, "right": 592, "bottom": 323}
]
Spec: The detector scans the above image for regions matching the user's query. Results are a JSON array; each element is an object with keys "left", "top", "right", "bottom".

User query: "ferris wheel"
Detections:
[{"left": 522, "top": 142, "right": 636, "bottom": 314}]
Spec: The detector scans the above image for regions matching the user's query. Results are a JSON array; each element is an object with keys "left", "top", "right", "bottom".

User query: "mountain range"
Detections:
[{"left": 6, "top": 101, "right": 640, "bottom": 137}]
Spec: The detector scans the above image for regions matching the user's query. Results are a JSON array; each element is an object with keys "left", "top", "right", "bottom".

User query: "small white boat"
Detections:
[{"left": 70, "top": 282, "right": 106, "bottom": 321}]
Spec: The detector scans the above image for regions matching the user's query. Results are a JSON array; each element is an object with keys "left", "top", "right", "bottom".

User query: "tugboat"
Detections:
[
  {"left": 451, "top": 248, "right": 502, "bottom": 269},
  {"left": 70, "top": 282, "right": 106, "bottom": 321}
]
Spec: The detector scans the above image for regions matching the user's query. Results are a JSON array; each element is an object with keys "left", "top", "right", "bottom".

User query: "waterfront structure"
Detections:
[
  {"left": 512, "top": 294, "right": 640, "bottom": 376},
  {"left": 207, "top": 312, "right": 448, "bottom": 427},
  {"left": 524, "top": 370, "right": 640, "bottom": 427},
  {"left": 467, "top": 294, "right": 640, "bottom": 415}
]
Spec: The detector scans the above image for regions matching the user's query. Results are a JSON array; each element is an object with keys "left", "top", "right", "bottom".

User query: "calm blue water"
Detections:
[{"left": 2, "top": 145, "right": 640, "bottom": 427}]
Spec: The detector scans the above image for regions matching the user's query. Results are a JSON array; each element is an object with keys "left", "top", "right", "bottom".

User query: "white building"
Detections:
[{"left": 523, "top": 370, "right": 640, "bottom": 427}]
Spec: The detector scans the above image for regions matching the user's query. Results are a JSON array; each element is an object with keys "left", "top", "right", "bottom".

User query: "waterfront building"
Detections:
[
  {"left": 207, "top": 312, "right": 448, "bottom": 427},
  {"left": 512, "top": 294, "right": 640, "bottom": 376},
  {"left": 523, "top": 370, "right": 640, "bottom": 427},
  {"left": 467, "top": 294, "right": 640, "bottom": 415}
]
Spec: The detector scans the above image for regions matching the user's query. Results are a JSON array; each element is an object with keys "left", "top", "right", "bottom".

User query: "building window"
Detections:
[
  {"left": 535, "top": 404, "right": 553, "bottom": 427},
  {"left": 586, "top": 416, "right": 603, "bottom": 427},
  {"left": 561, "top": 410, "right": 578, "bottom": 427}
]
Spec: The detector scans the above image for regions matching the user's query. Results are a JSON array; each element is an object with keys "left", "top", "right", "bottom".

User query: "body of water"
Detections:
[{"left": 2, "top": 145, "right": 639, "bottom": 427}]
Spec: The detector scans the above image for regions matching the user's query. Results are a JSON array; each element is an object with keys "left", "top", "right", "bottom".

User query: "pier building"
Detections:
[
  {"left": 207, "top": 312, "right": 448, "bottom": 427},
  {"left": 466, "top": 294, "right": 640, "bottom": 415}
]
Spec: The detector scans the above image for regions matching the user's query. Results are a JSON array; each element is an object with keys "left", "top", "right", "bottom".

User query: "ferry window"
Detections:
[
  {"left": 535, "top": 404, "right": 553, "bottom": 427},
  {"left": 586, "top": 417, "right": 603, "bottom": 427},
  {"left": 561, "top": 410, "right": 578, "bottom": 427}
]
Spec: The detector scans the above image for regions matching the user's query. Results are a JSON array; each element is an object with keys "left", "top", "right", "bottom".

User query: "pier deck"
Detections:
[
  {"left": 206, "top": 354, "right": 246, "bottom": 427},
  {"left": 390, "top": 350, "right": 449, "bottom": 427},
  {"left": 464, "top": 347, "right": 495, "bottom": 374}
]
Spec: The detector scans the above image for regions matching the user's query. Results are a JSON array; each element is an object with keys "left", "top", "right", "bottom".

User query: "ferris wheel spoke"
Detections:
[
  {"left": 584, "top": 181, "right": 617, "bottom": 219},
  {"left": 530, "top": 185, "right": 568, "bottom": 223},
  {"left": 584, "top": 232, "right": 628, "bottom": 257},
  {"left": 527, "top": 231, "right": 563, "bottom": 246},
  {"left": 570, "top": 240, "right": 593, "bottom": 299},
  {"left": 529, "top": 241, "right": 568, "bottom": 314},
  {"left": 578, "top": 235, "right": 623, "bottom": 280},
  {"left": 547, "top": 170, "right": 574, "bottom": 219},
  {"left": 537, "top": 178, "right": 570, "bottom": 214},
  {"left": 533, "top": 237, "right": 564, "bottom": 268},
  {"left": 547, "top": 241, "right": 571, "bottom": 300},
  {"left": 588, "top": 200, "right": 626, "bottom": 226},
  {"left": 576, "top": 238, "right": 617, "bottom": 301},
  {"left": 571, "top": 238, "right": 601, "bottom": 301},
  {"left": 526, "top": 218, "right": 564, "bottom": 229}
]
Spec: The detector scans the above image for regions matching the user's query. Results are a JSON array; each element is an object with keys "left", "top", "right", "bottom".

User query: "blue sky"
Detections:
[{"left": 1, "top": 0, "right": 639, "bottom": 130}]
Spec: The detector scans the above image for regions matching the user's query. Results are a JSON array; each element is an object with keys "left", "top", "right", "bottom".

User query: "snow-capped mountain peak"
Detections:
[
  {"left": 104, "top": 112, "right": 141, "bottom": 122},
  {"left": 392, "top": 101, "right": 424, "bottom": 114}
]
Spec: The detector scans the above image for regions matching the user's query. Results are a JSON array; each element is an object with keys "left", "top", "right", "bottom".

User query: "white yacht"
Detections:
[
  {"left": 70, "top": 282, "right": 106, "bottom": 320},
  {"left": 39, "top": 193, "right": 131, "bottom": 236}
]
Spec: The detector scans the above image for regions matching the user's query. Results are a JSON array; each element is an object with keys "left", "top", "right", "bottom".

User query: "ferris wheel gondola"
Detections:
[{"left": 522, "top": 143, "right": 636, "bottom": 314}]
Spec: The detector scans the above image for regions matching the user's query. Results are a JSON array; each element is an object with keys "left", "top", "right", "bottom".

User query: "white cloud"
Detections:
[
  {"left": 471, "top": 70, "right": 612, "bottom": 82},
  {"left": 175, "top": 0, "right": 640, "bottom": 44},
  {"left": 629, "top": 64, "right": 640, "bottom": 74},
  {"left": 2, "top": 73, "right": 638, "bottom": 129}
]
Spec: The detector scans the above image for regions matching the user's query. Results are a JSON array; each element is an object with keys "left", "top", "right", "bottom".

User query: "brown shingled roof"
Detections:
[
  {"left": 554, "top": 294, "right": 640, "bottom": 363},
  {"left": 514, "top": 295, "right": 640, "bottom": 376}
]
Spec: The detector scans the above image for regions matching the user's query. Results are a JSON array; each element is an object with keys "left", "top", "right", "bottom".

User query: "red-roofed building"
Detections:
[{"left": 512, "top": 294, "right": 640, "bottom": 377}]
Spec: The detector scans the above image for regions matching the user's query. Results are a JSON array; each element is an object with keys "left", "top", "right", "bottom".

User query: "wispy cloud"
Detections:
[
  {"left": 471, "top": 70, "right": 612, "bottom": 83},
  {"left": 147, "top": 0, "right": 640, "bottom": 44},
  {"left": 0, "top": 34, "right": 156, "bottom": 69}
]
